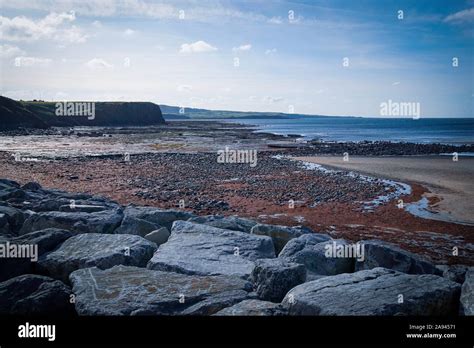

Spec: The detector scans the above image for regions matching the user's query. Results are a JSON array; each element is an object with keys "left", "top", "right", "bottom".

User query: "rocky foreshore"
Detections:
[{"left": 0, "top": 178, "right": 472, "bottom": 316}]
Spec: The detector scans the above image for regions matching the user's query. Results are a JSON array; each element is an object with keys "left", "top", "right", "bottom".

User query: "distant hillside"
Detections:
[
  {"left": 0, "top": 96, "right": 165, "bottom": 130},
  {"left": 159, "top": 104, "right": 301, "bottom": 119}
]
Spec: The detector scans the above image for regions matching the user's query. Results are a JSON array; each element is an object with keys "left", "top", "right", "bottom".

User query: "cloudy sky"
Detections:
[{"left": 0, "top": 0, "right": 473, "bottom": 117}]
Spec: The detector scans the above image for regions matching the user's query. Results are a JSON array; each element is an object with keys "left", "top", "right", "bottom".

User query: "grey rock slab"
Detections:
[
  {"left": 19, "top": 209, "right": 123, "bottom": 235},
  {"left": 355, "top": 240, "right": 441, "bottom": 275},
  {"left": 279, "top": 237, "right": 355, "bottom": 276},
  {"left": 38, "top": 233, "right": 157, "bottom": 283},
  {"left": 282, "top": 267, "right": 461, "bottom": 315},
  {"left": 0, "top": 274, "right": 75, "bottom": 315},
  {"left": 251, "top": 223, "right": 314, "bottom": 254},
  {"left": 460, "top": 269, "right": 473, "bottom": 315},
  {"left": 214, "top": 299, "right": 286, "bottom": 316},
  {"left": 436, "top": 264, "right": 471, "bottom": 284},
  {"left": 114, "top": 215, "right": 160, "bottom": 237},
  {"left": 188, "top": 215, "right": 257, "bottom": 233},
  {"left": 123, "top": 205, "right": 195, "bottom": 230},
  {"left": 144, "top": 227, "right": 170, "bottom": 246},
  {"left": 69, "top": 265, "right": 253, "bottom": 315},
  {"left": 251, "top": 258, "right": 306, "bottom": 302},
  {"left": 147, "top": 221, "right": 275, "bottom": 279}
]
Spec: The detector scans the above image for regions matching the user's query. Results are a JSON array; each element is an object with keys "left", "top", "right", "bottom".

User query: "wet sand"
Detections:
[{"left": 294, "top": 156, "right": 474, "bottom": 225}]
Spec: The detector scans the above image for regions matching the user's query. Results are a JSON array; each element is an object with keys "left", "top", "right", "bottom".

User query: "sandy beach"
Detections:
[{"left": 294, "top": 155, "right": 474, "bottom": 225}]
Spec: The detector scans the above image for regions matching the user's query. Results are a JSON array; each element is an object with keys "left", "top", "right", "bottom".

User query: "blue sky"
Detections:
[{"left": 0, "top": 0, "right": 473, "bottom": 117}]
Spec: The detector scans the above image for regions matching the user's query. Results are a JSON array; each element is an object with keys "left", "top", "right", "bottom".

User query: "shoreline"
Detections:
[{"left": 294, "top": 155, "right": 474, "bottom": 226}]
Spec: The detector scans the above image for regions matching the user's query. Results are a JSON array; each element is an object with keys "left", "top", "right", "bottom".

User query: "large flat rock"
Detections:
[
  {"left": 147, "top": 221, "right": 275, "bottom": 278},
  {"left": 19, "top": 209, "right": 123, "bottom": 235},
  {"left": 279, "top": 236, "right": 354, "bottom": 276},
  {"left": 355, "top": 240, "right": 441, "bottom": 275},
  {"left": 282, "top": 267, "right": 461, "bottom": 315},
  {"left": 0, "top": 274, "right": 75, "bottom": 315},
  {"left": 122, "top": 206, "right": 195, "bottom": 230},
  {"left": 38, "top": 233, "right": 157, "bottom": 283},
  {"left": 70, "top": 265, "right": 253, "bottom": 315}
]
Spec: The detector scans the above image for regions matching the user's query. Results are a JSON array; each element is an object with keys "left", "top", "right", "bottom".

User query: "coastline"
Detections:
[{"left": 294, "top": 155, "right": 474, "bottom": 226}]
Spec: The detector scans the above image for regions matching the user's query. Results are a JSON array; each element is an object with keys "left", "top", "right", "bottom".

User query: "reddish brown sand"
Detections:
[{"left": 1, "top": 152, "right": 472, "bottom": 265}]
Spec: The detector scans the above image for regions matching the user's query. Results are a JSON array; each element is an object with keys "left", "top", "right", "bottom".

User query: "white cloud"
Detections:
[
  {"left": 123, "top": 28, "right": 136, "bottom": 37},
  {"left": 180, "top": 40, "right": 217, "bottom": 53},
  {"left": 92, "top": 20, "right": 102, "bottom": 28},
  {"left": 268, "top": 17, "right": 283, "bottom": 24},
  {"left": 392, "top": 81, "right": 400, "bottom": 86},
  {"left": 232, "top": 44, "right": 251, "bottom": 52},
  {"left": 262, "top": 96, "right": 284, "bottom": 104},
  {"left": 177, "top": 84, "right": 192, "bottom": 92},
  {"left": 14, "top": 56, "right": 51, "bottom": 67},
  {"left": 0, "top": 44, "right": 25, "bottom": 58},
  {"left": 85, "top": 58, "right": 113, "bottom": 70},
  {"left": 444, "top": 8, "right": 474, "bottom": 23},
  {"left": 0, "top": 11, "right": 87, "bottom": 43},
  {"left": 265, "top": 48, "right": 277, "bottom": 55}
]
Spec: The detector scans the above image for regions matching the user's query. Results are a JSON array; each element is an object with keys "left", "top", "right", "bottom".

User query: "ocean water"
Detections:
[{"left": 223, "top": 117, "right": 474, "bottom": 145}]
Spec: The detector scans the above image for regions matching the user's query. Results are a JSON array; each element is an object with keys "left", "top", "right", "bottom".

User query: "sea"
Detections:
[{"left": 222, "top": 116, "right": 474, "bottom": 145}]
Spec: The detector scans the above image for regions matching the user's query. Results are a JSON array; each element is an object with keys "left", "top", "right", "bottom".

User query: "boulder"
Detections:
[
  {"left": 250, "top": 223, "right": 313, "bottom": 253},
  {"left": 14, "top": 228, "right": 76, "bottom": 255},
  {"left": 122, "top": 205, "right": 195, "bottom": 230},
  {"left": 70, "top": 265, "right": 253, "bottom": 315},
  {"left": 436, "top": 264, "right": 471, "bottom": 284},
  {"left": 460, "top": 269, "right": 473, "bottom": 315},
  {"left": 0, "top": 205, "right": 25, "bottom": 234},
  {"left": 38, "top": 233, "right": 157, "bottom": 283},
  {"left": 282, "top": 267, "right": 461, "bottom": 315},
  {"left": 114, "top": 215, "right": 160, "bottom": 237},
  {"left": 355, "top": 240, "right": 441, "bottom": 275},
  {"left": 188, "top": 215, "right": 257, "bottom": 233},
  {"left": 279, "top": 237, "right": 355, "bottom": 276},
  {"left": 0, "top": 274, "right": 75, "bottom": 315},
  {"left": 147, "top": 221, "right": 275, "bottom": 279},
  {"left": 251, "top": 258, "right": 306, "bottom": 302},
  {"left": 144, "top": 227, "right": 170, "bottom": 245},
  {"left": 214, "top": 299, "right": 286, "bottom": 316},
  {"left": 21, "top": 182, "right": 42, "bottom": 191},
  {"left": 0, "top": 179, "right": 20, "bottom": 189},
  {"left": 19, "top": 209, "right": 123, "bottom": 235}
]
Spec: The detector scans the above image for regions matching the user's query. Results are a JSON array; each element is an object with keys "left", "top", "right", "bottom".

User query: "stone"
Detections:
[
  {"left": 38, "top": 233, "right": 157, "bottom": 283},
  {"left": 19, "top": 209, "right": 123, "bottom": 235},
  {"left": 251, "top": 258, "right": 306, "bottom": 302},
  {"left": 69, "top": 265, "right": 253, "bottom": 315},
  {"left": 144, "top": 227, "right": 170, "bottom": 245},
  {"left": 147, "top": 221, "right": 275, "bottom": 279},
  {"left": 250, "top": 223, "right": 313, "bottom": 253},
  {"left": 188, "top": 215, "right": 257, "bottom": 233},
  {"left": 114, "top": 215, "right": 160, "bottom": 237},
  {"left": 14, "top": 228, "right": 77, "bottom": 255},
  {"left": 282, "top": 267, "right": 461, "bottom": 315},
  {"left": 21, "top": 182, "right": 42, "bottom": 191},
  {"left": 460, "top": 269, "right": 473, "bottom": 315},
  {"left": 122, "top": 205, "right": 195, "bottom": 230},
  {"left": 214, "top": 299, "right": 286, "bottom": 316},
  {"left": 0, "top": 205, "right": 25, "bottom": 234},
  {"left": 355, "top": 240, "right": 441, "bottom": 275},
  {"left": 436, "top": 264, "right": 471, "bottom": 284},
  {"left": 279, "top": 237, "right": 355, "bottom": 276},
  {"left": 0, "top": 274, "right": 75, "bottom": 315}
]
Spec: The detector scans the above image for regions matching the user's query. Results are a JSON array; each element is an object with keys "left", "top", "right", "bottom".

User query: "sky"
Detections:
[{"left": 0, "top": 0, "right": 473, "bottom": 117}]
